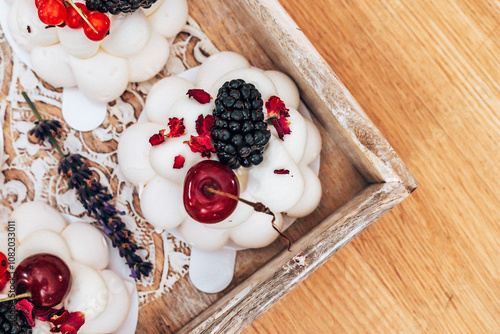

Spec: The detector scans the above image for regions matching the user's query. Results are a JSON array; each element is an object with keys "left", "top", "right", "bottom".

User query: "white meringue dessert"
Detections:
[
  {"left": 3, "top": 0, "right": 188, "bottom": 103},
  {"left": 118, "top": 51, "right": 322, "bottom": 252},
  {"left": 1, "top": 201, "right": 137, "bottom": 334}
]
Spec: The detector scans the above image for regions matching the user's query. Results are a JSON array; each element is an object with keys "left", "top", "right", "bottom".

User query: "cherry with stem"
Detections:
[{"left": 205, "top": 187, "right": 293, "bottom": 251}]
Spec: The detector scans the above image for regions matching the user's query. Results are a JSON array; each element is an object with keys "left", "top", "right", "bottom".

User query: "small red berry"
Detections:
[
  {"left": 37, "top": 0, "right": 67, "bottom": 26},
  {"left": 83, "top": 12, "right": 110, "bottom": 42},
  {"left": 65, "top": 3, "right": 90, "bottom": 29},
  {"left": 34, "top": 0, "right": 61, "bottom": 9},
  {"left": 0, "top": 252, "right": 7, "bottom": 276}
]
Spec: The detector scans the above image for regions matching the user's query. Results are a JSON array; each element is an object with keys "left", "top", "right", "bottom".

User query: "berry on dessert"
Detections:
[
  {"left": 0, "top": 300, "right": 33, "bottom": 334},
  {"left": 37, "top": 0, "right": 67, "bottom": 26},
  {"left": 85, "top": 0, "right": 158, "bottom": 15},
  {"left": 83, "top": 12, "right": 111, "bottom": 41},
  {"left": 14, "top": 254, "right": 72, "bottom": 308},
  {"left": 183, "top": 160, "right": 240, "bottom": 224},
  {"left": 65, "top": 3, "right": 91, "bottom": 29},
  {"left": 212, "top": 79, "right": 271, "bottom": 169}
]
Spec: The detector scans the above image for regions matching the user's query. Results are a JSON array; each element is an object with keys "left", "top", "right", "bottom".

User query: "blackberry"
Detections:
[
  {"left": 212, "top": 79, "right": 271, "bottom": 169},
  {"left": 85, "top": 0, "right": 157, "bottom": 15},
  {"left": 0, "top": 300, "right": 33, "bottom": 334}
]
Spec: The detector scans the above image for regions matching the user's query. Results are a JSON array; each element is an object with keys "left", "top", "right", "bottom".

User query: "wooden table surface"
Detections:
[{"left": 245, "top": 0, "right": 500, "bottom": 333}]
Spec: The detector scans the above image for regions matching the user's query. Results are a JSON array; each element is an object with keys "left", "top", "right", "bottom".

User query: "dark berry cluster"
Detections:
[
  {"left": 0, "top": 300, "right": 33, "bottom": 334},
  {"left": 85, "top": 0, "right": 157, "bottom": 14},
  {"left": 212, "top": 79, "right": 271, "bottom": 169}
]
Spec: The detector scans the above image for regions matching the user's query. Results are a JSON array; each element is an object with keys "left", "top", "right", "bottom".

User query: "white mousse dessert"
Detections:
[
  {"left": 118, "top": 52, "right": 322, "bottom": 252},
  {"left": 3, "top": 201, "right": 133, "bottom": 334},
  {"left": 6, "top": 0, "right": 188, "bottom": 103}
]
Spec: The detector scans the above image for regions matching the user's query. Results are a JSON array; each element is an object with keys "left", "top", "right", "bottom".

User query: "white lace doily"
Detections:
[{"left": 0, "top": 17, "right": 218, "bottom": 308}]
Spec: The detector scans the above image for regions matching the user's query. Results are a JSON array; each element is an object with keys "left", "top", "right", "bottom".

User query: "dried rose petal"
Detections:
[
  {"left": 187, "top": 89, "right": 212, "bottom": 104},
  {"left": 15, "top": 299, "right": 36, "bottom": 327},
  {"left": 272, "top": 117, "right": 292, "bottom": 140},
  {"left": 0, "top": 271, "right": 10, "bottom": 291},
  {"left": 185, "top": 135, "right": 216, "bottom": 158},
  {"left": 166, "top": 118, "right": 185, "bottom": 138},
  {"left": 173, "top": 155, "right": 185, "bottom": 169},
  {"left": 195, "top": 114, "right": 215, "bottom": 135},
  {"left": 149, "top": 129, "right": 166, "bottom": 146},
  {"left": 266, "top": 96, "right": 292, "bottom": 140},
  {"left": 274, "top": 169, "right": 290, "bottom": 175},
  {"left": 185, "top": 115, "right": 216, "bottom": 158},
  {"left": 50, "top": 310, "right": 85, "bottom": 334},
  {"left": 266, "top": 96, "right": 290, "bottom": 119},
  {"left": 36, "top": 307, "right": 65, "bottom": 322}
]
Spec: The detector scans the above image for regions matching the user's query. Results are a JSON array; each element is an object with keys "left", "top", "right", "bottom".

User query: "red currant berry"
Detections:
[
  {"left": 83, "top": 12, "right": 110, "bottom": 41},
  {"left": 0, "top": 252, "right": 7, "bottom": 276},
  {"left": 65, "top": 3, "right": 90, "bottom": 29},
  {"left": 14, "top": 254, "right": 71, "bottom": 309},
  {"left": 183, "top": 160, "right": 240, "bottom": 224},
  {"left": 34, "top": 0, "right": 61, "bottom": 9},
  {"left": 37, "top": 0, "right": 67, "bottom": 26}
]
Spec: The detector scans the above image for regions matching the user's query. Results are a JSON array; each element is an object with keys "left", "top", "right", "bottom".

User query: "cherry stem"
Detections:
[
  {"left": 205, "top": 187, "right": 292, "bottom": 251},
  {"left": 22, "top": 92, "right": 67, "bottom": 159},
  {"left": 0, "top": 292, "right": 32, "bottom": 304},
  {"left": 64, "top": 0, "right": 98, "bottom": 34}
]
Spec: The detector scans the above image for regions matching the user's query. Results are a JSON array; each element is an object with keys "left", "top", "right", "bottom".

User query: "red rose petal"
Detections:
[
  {"left": 185, "top": 134, "right": 216, "bottom": 158},
  {"left": 187, "top": 89, "right": 212, "bottom": 104},
  {"left": 0, "top": 270, "right": 10, "bottom": 291},
  {"left": 15, "top": 299, "right": 36, "bottom": 327},
  {"left": 173, "top": 155, "right": 185, "bottom": 169},
  {"left": 166, "top": 117, "right": 185, "bottom": 138},
  {"left": 195, "top": 114, "right": 215, "bottom": 135},
  {"left": 266, "top": 96, "right": 290, "bottom": 118},
  {"left": 272, "top": 117, "right": 292, "bottom": 140},
  {"left": 266, "top": 96, "right": 292, "bottom": 140},
  {"left": 149, "top": 129, "right": 166, "bottom": 146},
  {"left": 50, "top": 310, "right": 85, "bottom": 334},
  {"left": 274, "top": 169, "right": 290, "bottom": 175}
]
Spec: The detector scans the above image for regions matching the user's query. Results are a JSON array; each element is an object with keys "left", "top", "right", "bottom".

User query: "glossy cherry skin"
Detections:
[
  {"left": 0, "top": 252, "right": 7, "bottom": 276},
  {"left": 183, "top": 160, "right": 240, "bottom": 224},
  {"left": 65, "top": 3, "right": 90, "bottom": 29},
  {"left": 14, "top": 254, "right": 71, "bottom": 308},
  {"left": 83, "top": 12, "right": 110, "bottom": 41},
  {"left": 38, "top": 0, "right": 67, "bottom": 26}
]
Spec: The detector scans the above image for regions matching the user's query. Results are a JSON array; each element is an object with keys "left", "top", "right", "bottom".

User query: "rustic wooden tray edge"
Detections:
[{"left": 178, "top": 1, "right": 417, "bottom": 332}]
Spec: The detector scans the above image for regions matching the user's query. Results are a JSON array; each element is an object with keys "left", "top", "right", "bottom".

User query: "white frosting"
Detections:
[
  {"left": 79, "top": 270, "right": 131, "bottom": 333},
  {"left": 264, "top": 70, "right": 300, "bottom": 110},
  {"left": 127, "top": 31, "right": 170, "bottom": 82},
  {"left": 148, "top": 0, "right": 188, "bottom": 38},
  {"left": 17, "top": 230, "right": 72, "bottom": 263},
  {"left": 118, "top": 122, "right": 165, "bottom": 187},
  {"left": 65, "top": 262, "right": 108, "bottom": 321},
  {"left": 30, "top": 44, "right": 77, "bottom": 88},
  {"left": 11, "top": 202, "right": 132, "bottom": 332},
  {"left": 57, "top": 26, "right": 100, "bottom": 59},
  {"left": 9, "top": 201, "right": 67, "bottom": 242},
  {"left": 149, "top": 135, "right": 203, "bottom": 184},
  {"left": 101, "top": 10, "right": 151, "bottom": 58},
  {"left": 196, "top": 51, "right": 250, "bottom": 90},
  {"left": 145, "top": 76, "right": 195, "bottom": 124},
  {"left": 140, "top": 176, "right": 186, "bottom": 230},
  {"left": 6, "top": 0, "right": 188, "bottom": 102},
  {"left": 61, "top": 222, "right": 110, "bottom": 270},
  {"left": 119, "top": 52, "right": 322, "bottom": 251}
]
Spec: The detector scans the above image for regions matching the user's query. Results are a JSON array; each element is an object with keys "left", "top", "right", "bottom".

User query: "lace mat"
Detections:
[{"left": 0, "top": 17, "right": 218, "bottom": 308}]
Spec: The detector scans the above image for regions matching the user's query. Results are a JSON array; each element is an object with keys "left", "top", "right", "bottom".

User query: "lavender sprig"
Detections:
[{"left": 23, "top": 92, "right": 152, "bottom": 280}]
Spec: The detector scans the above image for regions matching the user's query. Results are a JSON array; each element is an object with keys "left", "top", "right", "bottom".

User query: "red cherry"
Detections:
[
  {"left": 0, "top": 252, "right": 7, "bottom": 276},
  {"left": 35, "top": 0, "right": 61, "bottom": 9},
  {"left": 83, "top": 12, "right": 110, "bottom": 41},
  {"left": 65, "top": 3, "right": 90, "bottom": 29},
  {"left": 183, "top": 160, "right": 240, "bottom": 224},
  {"left": 14, "top": 254, "right": 71, "bottom": 309},
  {"left": 37, "top": 0, "right": 67, "bottom": 26}
]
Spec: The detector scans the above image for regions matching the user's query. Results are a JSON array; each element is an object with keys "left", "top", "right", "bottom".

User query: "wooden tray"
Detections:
[{"left": 138, "top": 0, "right": 417, "bottom": 333}]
